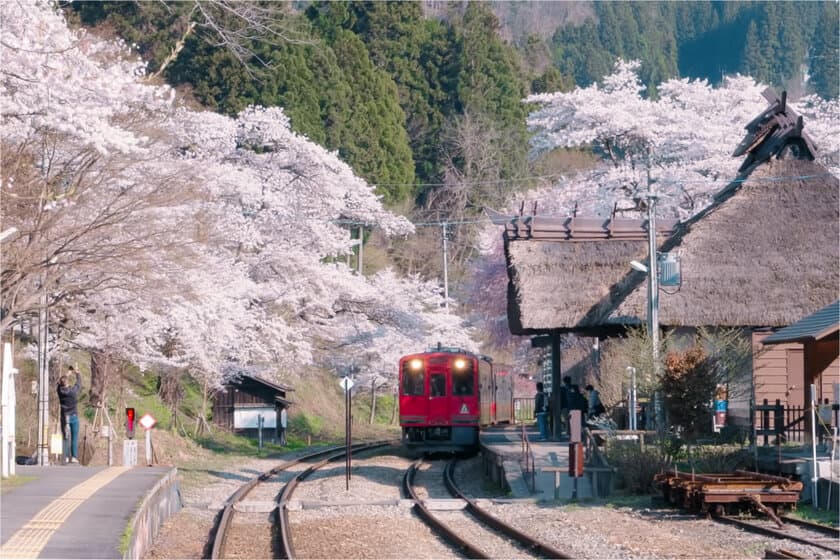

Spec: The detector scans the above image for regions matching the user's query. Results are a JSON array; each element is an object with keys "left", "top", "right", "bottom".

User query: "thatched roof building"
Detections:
[
  {"left": 498, "top": 133, "right": 837, "bottom": 334},
  {"left": 488, "top": 212, "right": 677, "bottom": 334},
  {"left": 609, "top": 159, "right": 839, "bottom": 328}
]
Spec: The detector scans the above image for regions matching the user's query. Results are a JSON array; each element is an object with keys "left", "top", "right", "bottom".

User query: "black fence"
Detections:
[{"left": 754, "top": 398, "right": 806, "bottom": 445}]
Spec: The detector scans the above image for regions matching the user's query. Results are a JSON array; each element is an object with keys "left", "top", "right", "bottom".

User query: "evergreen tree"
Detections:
[
  {"left": 809, "top": 3, "right": 840, "bottom": 99},
  {"left": 742, "top": 21, "right": 766, "bottom": 80}
]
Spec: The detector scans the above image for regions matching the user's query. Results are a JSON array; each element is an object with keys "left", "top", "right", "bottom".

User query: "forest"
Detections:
[{"left": 63, "top": 1, "right": 839, "bottom": 286}]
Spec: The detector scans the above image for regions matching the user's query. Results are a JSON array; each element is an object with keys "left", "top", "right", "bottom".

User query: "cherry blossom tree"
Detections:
[
  {"left": 1, "top": 1, "right": 477, "bottom": 402},
  {"left": 523, "top": 60, "right": 839, "bottom": 220}
]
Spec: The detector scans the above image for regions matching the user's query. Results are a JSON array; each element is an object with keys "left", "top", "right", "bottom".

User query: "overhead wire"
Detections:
[{"left": 334, "top": 170, "right": 837, "bottom": 228}]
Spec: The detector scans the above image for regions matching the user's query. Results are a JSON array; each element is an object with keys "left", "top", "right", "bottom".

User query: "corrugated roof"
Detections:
[{"left": 762, "top": 300, "right": 840, "bottom": 344}]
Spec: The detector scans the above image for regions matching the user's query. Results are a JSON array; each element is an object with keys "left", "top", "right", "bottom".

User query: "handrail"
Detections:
[{"left": 520, "top": 421, "right": 536, "bottom": 493}]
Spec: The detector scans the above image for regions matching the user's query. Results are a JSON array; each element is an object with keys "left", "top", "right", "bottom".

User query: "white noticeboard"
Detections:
[
  {"left": 340, "top": 376, "right": 354, "bottom": 392},
  {"left": 234, "top": 408, "right": 276, "bottom": 429}
]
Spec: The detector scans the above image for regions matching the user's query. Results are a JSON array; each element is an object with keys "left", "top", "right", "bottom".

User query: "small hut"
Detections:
[{"left": 212, "top": 375, "right": 293, "bottom": 440}]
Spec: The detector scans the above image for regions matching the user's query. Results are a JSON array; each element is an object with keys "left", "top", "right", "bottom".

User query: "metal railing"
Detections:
[
  {"left": 519, "top": 421, "right": 536, "bottom": 493},
  {"left": 514, "top": 397, "right": 536, "bottom": 423}
]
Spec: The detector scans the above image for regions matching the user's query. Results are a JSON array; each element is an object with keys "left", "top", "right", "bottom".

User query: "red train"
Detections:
[{"left": 399, "top": 345, "right": 513, "bottom": 453}]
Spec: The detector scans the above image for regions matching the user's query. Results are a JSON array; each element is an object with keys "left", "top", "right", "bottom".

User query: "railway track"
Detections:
[
  {"left": 210, "top": 441, "right": 391, "bottom": 559},
  {"left": 403, "top": 457, "right": 572, "bottom": 559},
  {"left": 714, "top": 514, "right": 839, "bottom": 556}
]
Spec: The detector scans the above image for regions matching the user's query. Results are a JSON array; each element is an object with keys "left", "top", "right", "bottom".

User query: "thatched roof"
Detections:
[
  {"left": 499, "top": 160, "right": 838, "bottom": 335},
  {"left": 496, "top": 214, "right": 676, "bottom": 334},
  {"left": 609, "top": 159, "right": 838, "bottom": 328}
]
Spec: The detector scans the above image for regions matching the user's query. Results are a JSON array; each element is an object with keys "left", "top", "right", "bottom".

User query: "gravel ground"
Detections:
[{"left": 145, "top": 448, "right": 835, "bottom": 560}]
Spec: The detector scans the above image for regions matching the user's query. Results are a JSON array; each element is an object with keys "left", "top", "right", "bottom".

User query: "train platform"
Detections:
[
  {"left": 0, "top": 464, "right": 180, "bottom": 559},
  {"left": 480, "top": 424, "right": 602, "bottom": 502}
]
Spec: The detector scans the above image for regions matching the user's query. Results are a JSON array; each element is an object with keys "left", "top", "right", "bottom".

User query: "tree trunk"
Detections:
[
  {"left": 89, "top": 351, "right": 109, "bottom": 407},
  {"left": 369, "top": 379, "right": 376, "bottom": 424},
  {"left": 390, "top": 386, "right": 398, "bottom": 425}
]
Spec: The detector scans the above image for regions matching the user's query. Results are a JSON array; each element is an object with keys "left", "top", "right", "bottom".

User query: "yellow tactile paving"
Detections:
[{"left": 0, "top": 467, "right": 130, "bottom": 559}]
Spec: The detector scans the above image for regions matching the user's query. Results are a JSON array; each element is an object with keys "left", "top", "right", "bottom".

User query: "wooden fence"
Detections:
[{"left": 754, "top": 398, "right": 806, "bottom": 445}]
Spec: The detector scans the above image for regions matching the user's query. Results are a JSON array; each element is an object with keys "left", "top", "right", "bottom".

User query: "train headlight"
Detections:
[
  {"left": 453, "top": 358, "right": 466, "bottom": 370},
  {"left": 409, "top": 359, "right": 423, "bottom": 370}
]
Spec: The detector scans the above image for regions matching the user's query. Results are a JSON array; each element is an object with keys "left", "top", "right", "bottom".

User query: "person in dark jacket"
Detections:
[
  {"left": 569, "top": 385, "right": 588, "bottom": 417},
  {"left": 533, "top": 382, "right": 549, "bottom": 440},
  {"left": 57, "top": 365, "right": 82, "bottom": 464}
]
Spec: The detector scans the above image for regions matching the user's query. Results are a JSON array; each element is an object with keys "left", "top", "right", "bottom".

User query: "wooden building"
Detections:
[
  {"left": 212, "top": 375, "right": 294, "bottom": 438},
  {"left": 493, "top": 90, "right": 839, "bottom": 440},
  {"left": 760, "top": 301, "right": 839, "bottom": 406}
]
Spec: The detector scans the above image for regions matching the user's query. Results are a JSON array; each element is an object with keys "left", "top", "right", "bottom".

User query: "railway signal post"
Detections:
[{"left": 340, "top": 376, "right": 354, "bottom": 490}]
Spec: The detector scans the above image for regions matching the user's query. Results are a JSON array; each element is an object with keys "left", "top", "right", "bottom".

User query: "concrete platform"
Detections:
[
  {"left": 480, "top": 424, "right": 606, "bottom": 501},
  {"left": 0, "top": 464, "right": 180, "bottom": 559}
]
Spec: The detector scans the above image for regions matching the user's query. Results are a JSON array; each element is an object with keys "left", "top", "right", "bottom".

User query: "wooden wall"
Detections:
[{"left": 753, "top": 332, "right": 802, "bottom": 407}]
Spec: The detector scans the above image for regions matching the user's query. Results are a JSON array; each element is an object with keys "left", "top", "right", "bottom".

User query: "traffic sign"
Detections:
[
  {"left": 139, "top": 413, "right": 157, "bottom": 430},
  {"left": 340, "top": 376, "right": 354, "bottom": 392}
]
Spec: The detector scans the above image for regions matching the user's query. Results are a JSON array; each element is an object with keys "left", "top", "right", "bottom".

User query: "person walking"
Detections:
[
  {"left": 56, "top": 365, "right": 82, "bottom": 464},
  {"left": 534, "top": 382, "right": 549, "bottom": 440},
  {"left": 279, "top": 407, "right": 288, "bottom": 446}
]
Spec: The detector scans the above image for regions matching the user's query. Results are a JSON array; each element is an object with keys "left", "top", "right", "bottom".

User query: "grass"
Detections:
[
  {"left": 788, "top": 504, "right": 840, "bottom": 527},
  {"left": 0, "top": 475, "right": 37, "bottom": 494},
  {"left": 118, "top": 522, "right": 133, "bottom": 555}
]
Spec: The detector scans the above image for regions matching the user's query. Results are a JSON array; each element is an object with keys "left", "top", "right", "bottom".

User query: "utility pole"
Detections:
[
  {"left": 441, "top": 222, "right": 449, "bottom": 312},
  {"left": 356, "top": 226, "right": 364, "bottom": 275},
  {"left": 646, "top": 192, "right": 660, "bottom": 372}
]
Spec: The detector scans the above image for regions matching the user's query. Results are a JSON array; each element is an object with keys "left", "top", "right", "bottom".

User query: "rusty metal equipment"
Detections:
[{"left": 654, "top": 469, "right": 804, "bottom": 516}]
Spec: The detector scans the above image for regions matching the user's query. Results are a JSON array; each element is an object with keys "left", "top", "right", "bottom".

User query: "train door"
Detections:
[{"left": 427, "top": 367, "right": 449, "bottom": 424}]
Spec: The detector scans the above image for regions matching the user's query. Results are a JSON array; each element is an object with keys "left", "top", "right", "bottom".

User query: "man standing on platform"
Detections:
[
  {"left": 559, "top": 376, "right": 572, "bottom": 438},
  {"left": 57, "top": 365, "right": 82, "bottom": 464},
  {"left": 534, "top": 382, "right": 548, "bottom": 440}
]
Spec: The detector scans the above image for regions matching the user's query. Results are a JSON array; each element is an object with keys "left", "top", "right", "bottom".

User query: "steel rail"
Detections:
[
  {"left": 764, "top": 549, "right": 808, "bottom": 559},
  {"left": 443, "top": 459, "right": 572, "bottom": 559},
  {"left": 778, "top": 515, "right": 840, "bottom": 538},
  {"left": 275, "top": 441, "right": 391, "bottom": 559},
  {"left": 402, "top": 458, "right": 489, "bottom": 559},
  {"left": 210, "top": 441, "right": 390, "bottom": 560},
  {"left": 715, "top": 515, "right": 839, "bottom": 554}
]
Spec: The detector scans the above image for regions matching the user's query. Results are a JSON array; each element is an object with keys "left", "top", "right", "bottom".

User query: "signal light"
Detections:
[{"left": 126, "top": 407, "right": 136, "bottom": 439}]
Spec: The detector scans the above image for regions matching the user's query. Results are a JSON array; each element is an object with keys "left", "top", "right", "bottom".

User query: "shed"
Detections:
[
  {"left": 212, "top": 375, "right": 294, "bottom": 438},
  {"left": 761, "top": 301, "right": 840, "bottom": 405}
]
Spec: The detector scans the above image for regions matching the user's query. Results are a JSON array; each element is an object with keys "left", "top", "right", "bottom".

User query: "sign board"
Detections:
[
  {"left": 233, "top": 408, "right": 276, "bottom": 429},
  {"left": 340, "top": 376, "right": 354, "bottom": 392},
  {"left": 139, "top": 413, "right": 157, "bottom": 430}
]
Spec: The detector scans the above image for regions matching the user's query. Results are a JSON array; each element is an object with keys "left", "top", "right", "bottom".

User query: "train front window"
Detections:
[
  {"left": 452, "top": 358, "right": 475, "bottom": 396},
  {"left": 402, "top": 359, "right": 425, "bottom": 396},
  {"left": 430, "top": 374, "right": 446, "bottom": 397}
]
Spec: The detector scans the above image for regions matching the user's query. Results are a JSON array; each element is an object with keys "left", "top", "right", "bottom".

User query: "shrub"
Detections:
[
  {"left": 605, "top": 441, "right": 671, "bottom": 494},
  {"left": 682, "top": 445, "right": 752, "bottom": 473},
  {"left": 290, "top": 412, "right": 323, "bottom": 437}
]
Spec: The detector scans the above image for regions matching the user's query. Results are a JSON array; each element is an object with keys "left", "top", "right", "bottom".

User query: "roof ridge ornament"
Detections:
[{"left": 732, "top": 88, "right": 817, "bottom": 172}]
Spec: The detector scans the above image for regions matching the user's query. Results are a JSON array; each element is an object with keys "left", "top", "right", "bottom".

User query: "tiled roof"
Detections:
[{"left": 762, "top": 300, "right": 840, "bottom": 344}]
